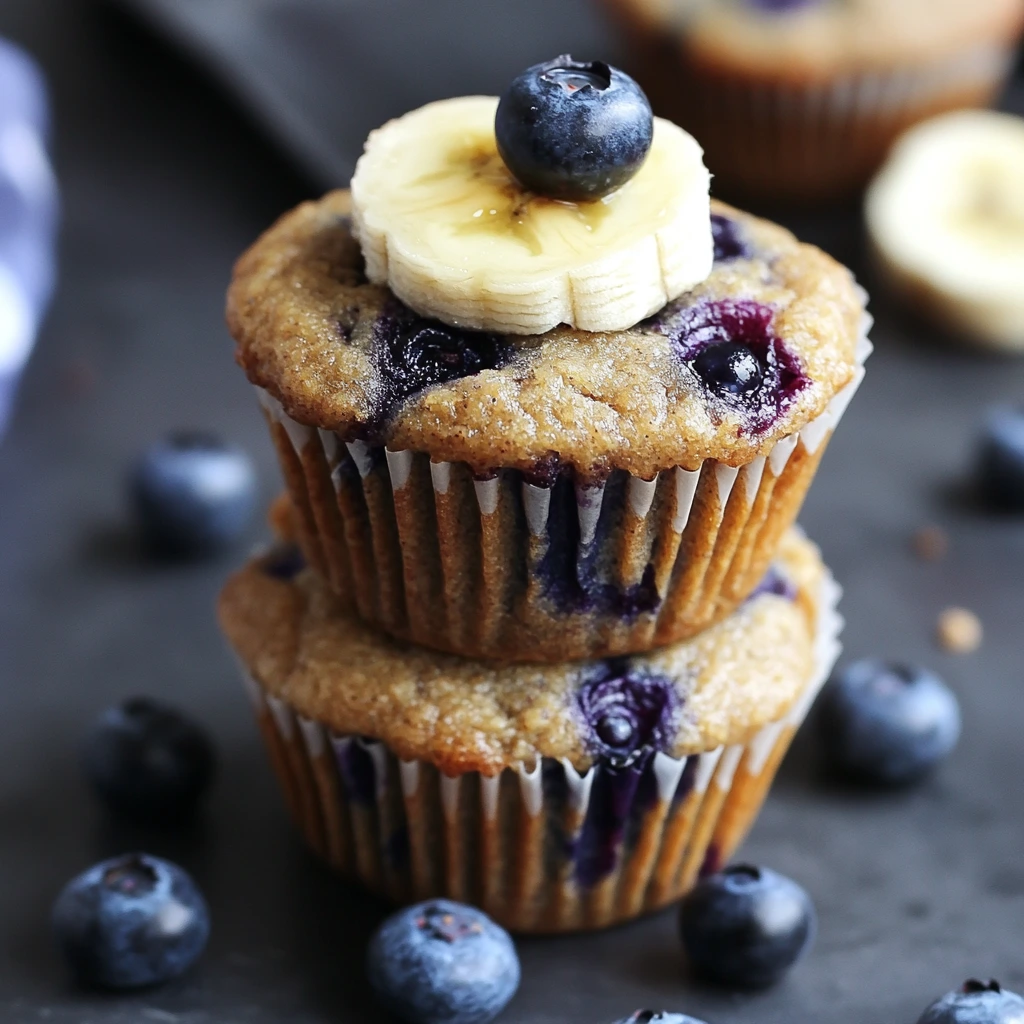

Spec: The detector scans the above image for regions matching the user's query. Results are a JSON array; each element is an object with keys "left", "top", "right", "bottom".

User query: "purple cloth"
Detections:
[{"left": 0, "top": 37, "right": 58, "bottom": 438}]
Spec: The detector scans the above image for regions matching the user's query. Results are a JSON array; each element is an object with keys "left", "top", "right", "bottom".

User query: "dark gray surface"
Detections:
[
  {"left": 1, "top": 2, "right": 1023, "bottom": 1022},
  {"left": 110, "top": 0, "right": 612, "bottom": 186}
]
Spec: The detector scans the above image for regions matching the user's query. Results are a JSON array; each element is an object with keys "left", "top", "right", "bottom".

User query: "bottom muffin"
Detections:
[{"left": 218, "top": 529, "right": 842, "bottom": 933}]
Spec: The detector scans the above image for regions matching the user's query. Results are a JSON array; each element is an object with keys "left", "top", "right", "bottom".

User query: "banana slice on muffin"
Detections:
[
  {"left": 866, "top": 110, "right": 1024, "bottom": 352},
  {"left": 351, "top": 58, "right": 713, "bottom": 336}
]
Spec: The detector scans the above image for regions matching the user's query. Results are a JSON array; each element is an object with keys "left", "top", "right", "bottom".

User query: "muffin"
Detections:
[
  {"left": 866, "top": 110, "right": 1024, "bottom": 352},
  {"left": 219, "top": 527, "right": 843, "bottom": 933},
  {"left": 228, "top": 190, "right": 868, "bottom": 660},
  {"left": 602, "top": 0, "right": 1024, "bottom": 202}
]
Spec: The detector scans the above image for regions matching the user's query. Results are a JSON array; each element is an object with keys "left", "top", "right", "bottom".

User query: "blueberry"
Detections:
[
  {"left": 52, "top": 853, "right": 210, "bottom": 989},
  {"left": 615, "top": 1012, "right": 709, "bottom": 1024},
  {"left": 495, "top": 56, "right": 653, "bottom": 202},
  {"left": 577, "top": 664, "right": 678, "bottom": 768},
  {"left": 83, "top": 697, "right": 215, "bottom": 822},
  {"left": 366, "top": 900, "right": 520, "bottom": 1024},
  {"left": 648, "top": 299, "right": 809, "bottom": 434},
  {"left": 978, "top": 406, "right": 1024, "bottom": 511},
  {"left": 373, "top": 303, "right": 510, "bottom": 414},
  {"left": 917, "top": 980, "right": 1024, "bottom": 1024},
  {"left": 711, "top": 214, "right": 752, "bottom": 262},
  {"left": 691, "top": 342, "right": 763, "bottom": 397},
  {"left": 817, "top": 661, "right": 961, "bottom": 786},
  {"left": 129, "top": 432, "right": 257, "bottom": 557},
  {"left": 679, "top": 864, "right": 816, "bottom": 989}
]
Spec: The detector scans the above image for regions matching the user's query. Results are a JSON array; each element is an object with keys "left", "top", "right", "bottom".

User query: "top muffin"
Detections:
[
  {"left": 621, "top": 0, "right": 1024, "bottom": 78},
  {"left": 228, "top": 194, "right": 864, "bottom": 482}
]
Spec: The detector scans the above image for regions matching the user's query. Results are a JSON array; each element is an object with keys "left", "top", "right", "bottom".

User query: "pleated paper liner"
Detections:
[
  {"left": 607, "top": 25, "right": 1017, "bottom": 202},
  {"left": 254, "top": 315, "right": 869, "bottom": 662},
  {"left": 237, "top": 568, "right": 842, "bottom": 935}
]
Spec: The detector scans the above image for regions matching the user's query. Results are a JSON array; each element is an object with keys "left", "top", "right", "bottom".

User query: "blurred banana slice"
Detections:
[
  {"left": 867, "top": 110, "right": 1024, "bottom": 353},
  {"left": 351, "top": 96, "right": 712, "bottom": 335}
]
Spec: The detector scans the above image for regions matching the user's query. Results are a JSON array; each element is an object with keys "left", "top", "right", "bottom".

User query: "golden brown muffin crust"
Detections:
[
  {"left": 219, "top": 529, "right": 826, "bottom": 775},
  {"left": 228, "top": 191, "right": 864, "bottom": 479}
]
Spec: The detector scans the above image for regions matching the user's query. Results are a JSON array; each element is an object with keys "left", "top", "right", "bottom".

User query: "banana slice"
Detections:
[
  {"left": 866, "top": 110, "right": 1024, "bottom": 353},
  {"left": 351, "top": 96, "right": 712, "bottom": 335}
]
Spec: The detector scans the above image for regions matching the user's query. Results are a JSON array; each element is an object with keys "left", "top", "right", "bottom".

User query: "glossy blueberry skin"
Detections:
[
  {"left": 917, "top": 979, "right": 1024, "bottom": 1024},
  {"left": 978, "top": 406, "right": 1024, "bottom": 511},
  {"left": 615, "top": 1012, "right": 709, "bottom": 1024},
  {"left": 82, "top": 697, "right": 215, "bottom": 822},
  {"left": 52, "top": 853, "right": 210, "bottom": 990},
  {"left": 692, "top": 342, "right": 763, "bottom": 397},
  {"left": 495, "top": 56, "right": 653, "bottom": 202},
  {"left": 129, "top": 432, "right": 257, "bottom": 557},
  {"left": 679, "top": 864, "right": 816, "bottom": 989},
  {"left": 817, "top": 661, "right": 961, "bottom": 786},
  {"left": 367, "top": 900, "right": 520, "bottom": 1024}
]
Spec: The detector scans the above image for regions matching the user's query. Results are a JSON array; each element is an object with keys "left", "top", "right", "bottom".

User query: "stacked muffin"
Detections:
[{"left": 218, "top": 59, "right": 870, "bottom": 932}]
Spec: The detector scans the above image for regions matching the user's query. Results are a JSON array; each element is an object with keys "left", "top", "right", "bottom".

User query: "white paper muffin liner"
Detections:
[
  {"left": 255, "top": 313, "right": 869, "bottom": 662},
  {"left": 236, "top": 560, "right": 843, "bottom": 934}
]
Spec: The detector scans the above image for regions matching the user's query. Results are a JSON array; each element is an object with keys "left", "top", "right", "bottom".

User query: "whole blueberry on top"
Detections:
[
  {"left": 129, "top": 432, "right": 257, "bottom": 558},
  {"left": 577, "top": 664, "right": 678, "bottom": 768},
  {"left": 366, "top": 899, "right": 520, "bottom": 1024},
  {"left": 82, "top": 697, "right": 215, "bottom": 822},
  {"left": 615, "top": 1012, "right": 710, "bottom": 1024},
  {"left": 917, "top": 980, "right": 1024, "bottom": 1024},
  {"left": 373, "top": 303, "right": 511, "bottom": 413},
  {"left": 495, "top": 56, "right": 653, "bottom": 202},
  {"left": 978, "top": 406, "right": 1024, "bottom": 512},
  {"left": 679, "top": 864, "right": 816, "bottom": 989},
  {"left": 52, "top": 853, "right": 210, "bottom": 990},
  {"left": 649, "top": 298, "right": 809, "bottom": 434},
  {"left": 816, "top": 660, "right": 961, "bottom": 787},
  {"left": 711, "top": 213, "right": 753, "bottom": 262}
]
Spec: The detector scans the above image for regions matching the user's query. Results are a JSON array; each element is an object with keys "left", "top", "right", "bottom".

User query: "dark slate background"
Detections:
[{"left": 0, "top": 1, "right": 1022, "bottom": 1021}]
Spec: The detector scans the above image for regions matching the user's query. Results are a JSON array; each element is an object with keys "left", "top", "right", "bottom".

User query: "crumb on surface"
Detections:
[
  {"left": 912, "top": 525, "right": 949, "bottom": 562},
  {"left": 937, "top": 607, "right": 983, "bottom": 654}
]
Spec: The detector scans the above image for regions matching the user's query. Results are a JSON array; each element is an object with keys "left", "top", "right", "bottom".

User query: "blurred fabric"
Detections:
[
  {"left": 0, "top": 37, "right": 58, "bottom": 437},
  {"left": 115, "top": 0, "right": 613, "bottom": 186}
]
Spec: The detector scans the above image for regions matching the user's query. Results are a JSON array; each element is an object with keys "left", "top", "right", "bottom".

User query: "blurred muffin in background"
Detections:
[
  {"left": 866, "top": 110, "right": 1024, "bottom": 353},
  {"left": 601, "top": 0, "right": 1024, "bottom": 203}
]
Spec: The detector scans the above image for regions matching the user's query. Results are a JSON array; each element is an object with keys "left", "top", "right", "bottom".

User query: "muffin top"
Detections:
[
  {"left": 229, "top": 191, "right": 864, "bottom": 480},
  {"left": 619, "top": 0, "right": 1024, "bottom": 77},
  {"left": 219, "top": 529, "right": 830, "bottom": 776}
]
